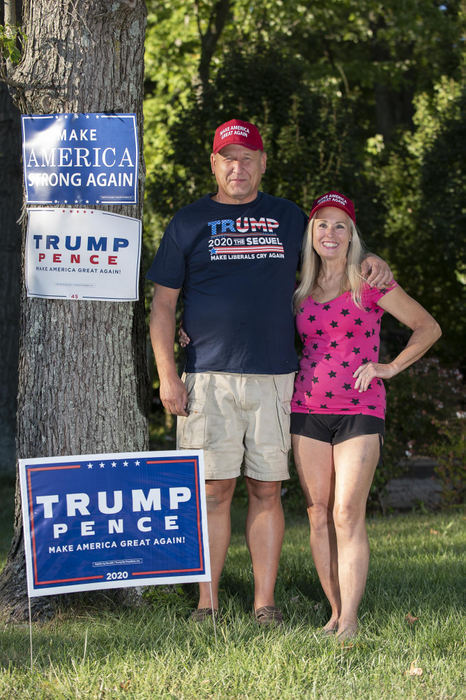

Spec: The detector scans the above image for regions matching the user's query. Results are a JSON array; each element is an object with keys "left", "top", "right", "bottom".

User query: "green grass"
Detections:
[{"left": 0, "top": 481, "right": 464, "bottom": 699}]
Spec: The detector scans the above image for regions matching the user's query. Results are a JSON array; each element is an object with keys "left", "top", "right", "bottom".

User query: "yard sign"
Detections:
[{"left": 19, "top": 451, "right": 210, "bottom": 597}]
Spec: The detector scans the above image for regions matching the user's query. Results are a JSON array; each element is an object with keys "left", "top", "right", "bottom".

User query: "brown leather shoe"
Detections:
[
  {"left": 254, "top": 606, "right": 283, "bottom": 626},
  {"left": 190, "top": 607, "right": 218, "bottom": 622}
]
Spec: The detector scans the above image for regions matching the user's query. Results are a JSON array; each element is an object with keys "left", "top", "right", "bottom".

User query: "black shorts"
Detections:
[{"left": 290, "top": 412, "right": 385, "bottom": 445}]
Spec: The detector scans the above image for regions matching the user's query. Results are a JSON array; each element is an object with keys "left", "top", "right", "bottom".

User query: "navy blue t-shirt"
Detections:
[{"left": 147, "top": 192, "right": 307, "bottom": 374}]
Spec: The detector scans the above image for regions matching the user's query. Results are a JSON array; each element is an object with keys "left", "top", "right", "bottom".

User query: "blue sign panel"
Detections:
[
  {"left": 19, "top": 451, "right": 210, "bottom": 596},
  {"left": 21, "top": 113, "right": 138, "bottom": 204}
]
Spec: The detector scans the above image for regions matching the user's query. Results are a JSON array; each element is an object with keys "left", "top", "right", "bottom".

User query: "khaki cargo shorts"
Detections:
[{"left": 176, "top": 372, "right": 295, "bottom": 481}]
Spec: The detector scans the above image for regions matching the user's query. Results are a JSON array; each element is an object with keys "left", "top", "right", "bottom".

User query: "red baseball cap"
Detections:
[
  {"left": 309, "top": 191, "right": 356, "bottom": 224},
  {"left": 212, "top": 119, "right": 264, "bottom": 153}
]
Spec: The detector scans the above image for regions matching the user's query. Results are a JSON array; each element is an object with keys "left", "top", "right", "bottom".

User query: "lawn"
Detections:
[{"left": 0, "top": 476, "right": 464, "bottom": 699}]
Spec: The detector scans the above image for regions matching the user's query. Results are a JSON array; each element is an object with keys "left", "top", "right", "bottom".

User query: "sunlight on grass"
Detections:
[{"left": 0, "top": 501, "right": 464, "bottom": 699}]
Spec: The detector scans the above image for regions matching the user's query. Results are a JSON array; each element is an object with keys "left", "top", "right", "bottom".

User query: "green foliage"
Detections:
[
  {"left": 0, "top": 24, "right": 26, "bottom": 64},
  {"left": 375, "top": 357, "right": 464, "bottom": 503},
  {"left": 431, "top": 414, "right": 466, "bottom": 506},
  {"left": 366, "top": 78, "right": 465, "bottom": 364}
]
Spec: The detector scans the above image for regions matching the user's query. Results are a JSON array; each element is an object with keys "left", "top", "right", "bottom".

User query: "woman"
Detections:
[{"left": 291, "top": 191, "right": 441, "bottom": 640}]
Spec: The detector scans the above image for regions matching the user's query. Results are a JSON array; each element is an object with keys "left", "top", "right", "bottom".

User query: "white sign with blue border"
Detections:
[
  {"left": 19, "top": 451, "right": 211, "bottom": 597},
  {"left": 22, "top": 113, "right": 138, "bottom": 204},
  {"left": 25, "top": 208, "right": 141, "bottom": 301}
]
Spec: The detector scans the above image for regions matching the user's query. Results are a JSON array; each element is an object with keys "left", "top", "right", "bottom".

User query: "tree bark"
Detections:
[
  {"left": 0, "top": 0, "right": 149, "bottom": 621},
  {"left": 0, "top": 82, "right": 21, "bottom": 476},
  {"left": 195, "top": 0, "right": 231, "bottom": 103}
]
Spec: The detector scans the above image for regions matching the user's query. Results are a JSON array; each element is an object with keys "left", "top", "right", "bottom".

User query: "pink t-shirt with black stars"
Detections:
[{"left": 291, "top": 281, "right": 397, "bottom": 419}]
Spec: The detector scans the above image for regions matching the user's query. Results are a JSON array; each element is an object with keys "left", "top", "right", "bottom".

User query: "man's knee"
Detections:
[
  {"left": 246, "top": 478, "right": 282, "bottom": 506},
  {"left": 205, "top": 478, "right": 236, "bottom": 511}
]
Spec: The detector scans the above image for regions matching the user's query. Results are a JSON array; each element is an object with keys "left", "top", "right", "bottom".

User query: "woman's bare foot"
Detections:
[
  {"left": 321, "top": 616, "right": 339, "bottom": 635},
  {"left": 336, "top": 622, "right": 358, "bottom": 641}
]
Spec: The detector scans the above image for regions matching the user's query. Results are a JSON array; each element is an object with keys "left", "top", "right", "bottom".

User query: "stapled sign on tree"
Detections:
[
  {"left": 21, "top": 113, "right": 139, "bottom": 205},
  {"left": 25, "top": 208, "right": 141, "bottom": 301},
  {"left": 19, "top": 451, "right": 211, "bottom": 597}
]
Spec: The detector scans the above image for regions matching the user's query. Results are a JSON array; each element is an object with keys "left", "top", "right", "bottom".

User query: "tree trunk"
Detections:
[
  {"left": 0, "top": 0, "right": 149, "bottom": 621},
  {"left": 0, "top": 82, "right": 21, "bottom": 476}
]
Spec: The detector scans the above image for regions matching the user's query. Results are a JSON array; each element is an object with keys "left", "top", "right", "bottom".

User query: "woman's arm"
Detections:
[{"left": 353, "top": 285, "right": 442, "bottom": 392}]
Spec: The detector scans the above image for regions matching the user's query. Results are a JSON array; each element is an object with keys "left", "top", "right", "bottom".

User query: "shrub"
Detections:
[{"left": 374, "top": 358, "right": 464, "bottom": 507}]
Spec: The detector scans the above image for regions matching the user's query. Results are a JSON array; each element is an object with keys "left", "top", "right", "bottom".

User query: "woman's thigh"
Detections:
[
  {"left": 333, "top": 434, "right": 380, "bottom": 510},
  {"left": 291, "top": 434, "right": 334, "bottom": 507}
]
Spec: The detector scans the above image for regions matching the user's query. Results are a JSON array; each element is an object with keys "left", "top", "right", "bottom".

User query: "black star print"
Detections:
[
  {"left": 354, "top": 318, "right": 363, "bottom": 325},
  {"left": 296, "top": 400, "right": 302, "bottom": 406},
  {"left": 316, "top": 329, "right": 324, "bottom": 336},
  {"left": 313, "top": 343, "right": 318, "bottom": 350},
  {"left": 376, "top": 318, "right": 381, "bottom": 325},
  {"left": 373, "top": 345, "right": 378, "bottom": 352},
  {"left": 300, "top": 375, "right": 305, "bottom": 381},
  {"left": 325, "top": 391, "right": 334, "bottom": 399},
  {"left": 341, "top": 361, "right": 349, "bottom": 368},
  {"left": 365, "top": 331, "right": 371, "bottom": 338},
  {"left": 305, "top": 391, "right": 312, "bottom": 398},
  {"left": 324, "top": 353, "right": 332, "bottom": 360},
  {"left": 330, "top": 341, "right": 338, "bottom": 348},
  {"left": 308, "top": 314, "right": 316, "bottom": 322},
  {"left": 299, "top": 307, "right": 304, "bottom": 314},
  {"left": 376, "top": 379, "right": 382, "bottom": 386},
  {"left": 368, "top": 405, "right": 376, "bottom": 410},
  {"left": 352, "top": 347, "right": 361, "bottom": 355},
  {"left": 351, "top": 398, "right": 360, "bottom": 405},
  {"left": 320, "top": 404, "right": 328, "bottom": 409},
  {"left": 312, "top": 377, "right": 319, "bottom": 384},
  {"left": 328, "top": 371, "right": 337, "bottom": 378},
  {"left": 340, "top": 308, "right": 350, "bottom": 316},
  {"left": 323, "top": 304, "right": 331, "bottom": 311},
  {"left": 343, "top": 383, "right": 351, "bottom": 391},
  {"left": 330, "top": 320, "right": 338, "bottom": 328},
  {"left": 346, "top": 331, "right": 354, "bottom": 338},
  {"left": 361, "top": 357, "right": 369, "bottom": 364},
  {"left": 310, "top": 361, "right": 317, "bottom": 368},
  {"left": 302, "top": 333, "right": 308, "bottom": 341}
]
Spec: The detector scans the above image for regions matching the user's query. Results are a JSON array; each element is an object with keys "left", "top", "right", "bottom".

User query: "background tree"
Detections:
[
  {"left": 0, "top": 1, "right": 23, "bottom": 476},
  {"left": 0, "top": 0, "right": 149, "bottom": 621},
  {"left": 0, "top": 81, "right": 21, "bottom": 477}
]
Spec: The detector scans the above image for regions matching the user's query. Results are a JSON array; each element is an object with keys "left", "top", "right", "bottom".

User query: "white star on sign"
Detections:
[
  {"left": 87, "top": 463, "right": 93, "bottom": 469},
  {"left": 99, "top": 462, "right": 105, "bottom": 468}
]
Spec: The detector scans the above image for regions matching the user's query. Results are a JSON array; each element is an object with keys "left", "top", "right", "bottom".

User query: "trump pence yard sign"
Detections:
[{"left": 19, "top": 451, "right": 211, "bottom": 597}]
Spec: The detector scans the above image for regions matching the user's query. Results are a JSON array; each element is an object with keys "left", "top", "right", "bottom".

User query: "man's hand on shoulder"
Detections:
[
  {"left": 361, "top": 254, "right": 394, "bottom": 288},
  {"left": 159, "top": 375, "right": 189, "bottom": 416}
]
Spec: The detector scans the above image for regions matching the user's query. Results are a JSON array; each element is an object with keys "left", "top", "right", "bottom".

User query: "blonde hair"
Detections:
[{"left": 294, "top": 214, "right": 365, "bottom": 312}]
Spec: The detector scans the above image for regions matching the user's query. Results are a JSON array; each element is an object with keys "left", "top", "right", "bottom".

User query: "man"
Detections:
[{"left": 147, "top": 119, "right": 391, "bottom": 624}]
